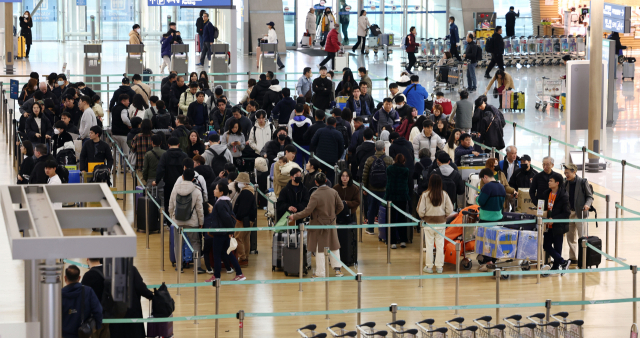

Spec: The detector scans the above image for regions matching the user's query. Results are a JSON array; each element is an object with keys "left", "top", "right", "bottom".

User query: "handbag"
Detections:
[
  {"left": 492, "top": 86, "right": 499, "bottom": 99},
  {"left": 78, "top": 286, "right": 97, "bottom": 338}
]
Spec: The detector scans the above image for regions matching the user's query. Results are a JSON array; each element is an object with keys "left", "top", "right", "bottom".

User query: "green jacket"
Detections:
[
  {"left": 384, "top": 164, "right": 410, "bottom": 201},
  {"left": 142, "top": 147, "right": 166, "bottom": 182},
  {"left": 362, "top": 151, "right": 394, "bottom": 192}
]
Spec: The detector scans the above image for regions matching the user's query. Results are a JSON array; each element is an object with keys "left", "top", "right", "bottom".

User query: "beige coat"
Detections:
[
  {"left": 291, "top": 185, "right": 344, "bottom": 251},
  {"left": 128, "top": 30, "right": 142, "bottom": 55},
  {"left": 132, "top": 82, "right": 152, "bottom": 102},
  {"left": 357, "top": 15, "right": 370, "bottom": 37}
]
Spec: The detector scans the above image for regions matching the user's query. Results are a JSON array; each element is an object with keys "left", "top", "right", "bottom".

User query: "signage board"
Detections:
[
  {"left": 604, "top": 17, "right": 631, "bottom": 33},
  {"left": 10, "top": 80, "right": 19, "bottom": 100},
  {"left": 148, "top": 0, "right": 231, "bottom": 6},
  {"left": 603, "top": 3, "right": 631, "bottom": 20}
]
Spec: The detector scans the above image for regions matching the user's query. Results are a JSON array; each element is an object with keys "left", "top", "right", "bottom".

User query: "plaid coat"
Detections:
[{"left": 131, "top": 133, "right": 154, "bottom": 171}]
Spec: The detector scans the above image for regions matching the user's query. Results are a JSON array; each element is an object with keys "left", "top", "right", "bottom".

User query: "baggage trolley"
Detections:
[
  {"left": 416, "top": 319, "right": 448, "bottom": 338},
  {"left": 356, "top": 322, "right": 389, "bottom": 337},
  {"left": 298, "top": 324, "right": 327, "bottom": 338},
  {"left": 473, "top": 316, "right": 506, "bottom": 338},
  {"left": 433, "top": 63, "right": 463, "bottom": 92},
  {"left": 503, "top": 315, "right": 537, "bottom": 338},
  {"left": 456, "top": 210, "right": 478, "bottom": 270},
  {"left": 527, "top": 313, "right": 561, "bottom": 338},
  {"left": 446, "top": 317, "right": 479, "bottom": 338},
  {"left": 550, "top": 312, "right": 584, "bottom": 338},
  {"left": 386, "top": 320, "right": 419, "bottom": 337},
  {"left": 534, "top": 77, "right": 562, "bottom": 111},
  {"left": 327, "top": 322, "right": 357, "bottom": 337}
]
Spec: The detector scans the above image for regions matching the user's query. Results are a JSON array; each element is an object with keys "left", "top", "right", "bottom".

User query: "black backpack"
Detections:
[
  {"left": 212, "top": 26, "right": 219, "bottom": 39},
  {"left": 335, "top": 123, "right": 350, "bottom": 149},
  {"left": 56, "top": 165, "right": 69, "bottom": 183},
  {"left": 209, "top": 148, "right": 228, "bottom": 177},
  {"left": 485, "top": 37, "right": 494, "bottom": 54},
  {"left": 369, "top": 155, "right": 388, "bottom": 189},
  {"left": 151, "top": 282, "right": 175, "bottom": 318},
  {"left": 93, "top": 268, "right": 128, "bottom": 319},
  {"left": 475, "top": 45, "right": 483, "bottom": 62},
  {"left": 56, "top": 148, "right": 77, "bottom": 166},
  {"left": 156, "top": 111, "right": 172, "bottom": 130},
  {"left": 92, "top": 164, "right": 112, "bottom": 187}
]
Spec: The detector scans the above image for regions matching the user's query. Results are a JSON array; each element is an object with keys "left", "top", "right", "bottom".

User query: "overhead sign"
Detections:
[
  {"left": 0, "top": 0, "right": 21, "bottom": 3},
  {"left": 77, "top": 0, "right": 86, "bottom": 5},
  {"left": 147, "top": 0, "right": 231, "bottom": 6},
  {"left": 603, "top": 2, "right": 631, "bottom": 33},
  {"left": 604, "top": 17, "right": 631, "bottom": 33}
]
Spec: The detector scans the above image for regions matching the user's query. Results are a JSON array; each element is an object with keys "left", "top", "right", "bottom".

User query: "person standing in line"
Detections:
[
  {"left": 385, "top": 153, "right": 411, "bottom": 249},
  {"left": 484, "top": 26, "right": 505, "bottom": 79},
  {"left": 128, "top": 24, "right": 143, "bottom": 55},
  {"left": 362, "top": 140, "right": 394, "bottom": 235},
  {"left": 562, "top": 164, "right": 593, "bottom": 264},
  {"left": 296, "top": 67, "right": 314, "bottom": 102},
  {"left": 81, "top": 258, "right": 110, "bottom": 338},
  {"left": 352, "top": 10, "right": 369, "bottom": 54},
  {"left": 196, "top": 10, "right": 206, "bottom": 55},
  {"left": 505, "top": 6, "right": 520, "bottom": 38},
  {"left": 196, "top": 13, "right": 215, "bottom": 67},
  {"left": 19, "top": 11, "right": 33, "bottom": 58},
  {"left": 306, "top": 8, "right": 317, "bottom": 47},
  {"left": 233, "top": 173, "right": 257, "bottom": 267},
  {"left": 107, "top": 265, "right": 154, "bottom": 338},
  {"left": 405, "top": 26, "right": 421, "bottom": 74},
  {"left": 265, "top": 22, "right": 285, "bottom": 70},
  {"left": 540, "top": 172, "right": 572, "bottom": 275},
  {"left": 448, "top": 16, "right": 462, "bottom": 61},
  {"left": 318, "top": 23, "right": 341, "bottom": 70},
  {"left": 462, "top": 34, "right": 478, "bottom": 92},
  {"left": 312, "top": 67, "right": 333, "bottom": 110},
  {"left": 154, "top": 137, "right": 189, "bottom": 216},
  {"left": 417, "top": 174, "right": 454, "bottom": 273},
  {"left": 61, "top": 265, "right": 103, "bottom": 338},
  {"left": 449, "top": 90, "right": 474, "bottom": 134},
  {"left": 77, "top": 95, "right": 98, "bottom": 144},
  {"left": 289, "top": 172, "right": 345, "bottom": 277}
]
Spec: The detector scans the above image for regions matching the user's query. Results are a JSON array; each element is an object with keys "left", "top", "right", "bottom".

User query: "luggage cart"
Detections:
[
  {"left": 446, "top": 317, "right": 479, "bottom": 338},
  {"left": 298, "top": 324, "right": 327, "bottom": 338},
  {"left": 476, "top": 38, "right": 487, "bottom": 67},
  {"left": 386, "top": 320, "right": 419, "bottom": 337},
  {"left": 535, "top": 77, "right": 562, "bottom": 111},
  {"left": 527, "top": 313, "right": 561, "bottom": 338},
  {"left": 356, "top": 322, "right": 389, "bottom": 337},
  {"left": 543, "top": 36, "right": 553, "bottom": 65},
  {"left": 520, "top": 37, "right": 530, "bottom": 67},
  {"left": 416, "top": 319, "right": 449, "bottom": 338},
  {"left": 473, "top": 316, "right": 506, "bottom": 338},
  {"left": 433, "top": 63, "right": 464, "bottom": 92},
  {"left": 575, "top": 35, "right": 586, "bottom": 59},
  {"left": 504, "top": 38, "right": 513, "bottom": 67},
  {"left": 526, "top": 36, "right": 537, "bottom": 66},
  {"left": 444, "top": 209, "right": 478, "bottom": 270},
  {"left": 503, "top": 315, "right": 537, "bottom": 338},
  {"left": 550, "top": 312, "right": 584, "bottom": 338},
  {"left": 512, "top": 37, "right": 521, "bottom": 66},
  {"left": 533, "top": 36, "right": 545, "bottom": 66},
  {"left": 436, "top": 38, "right": 445, "bottom": 57},
  {"left": 327, "top": 322, "right": 357, "bottom": 337}
]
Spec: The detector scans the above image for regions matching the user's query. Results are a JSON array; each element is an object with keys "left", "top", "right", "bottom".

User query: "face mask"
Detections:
[
  {"left": 237, "top": 182, "right": 245, "bottom": 189},
  {"left": 54, "top": 129, "right": 60, "bottom": 135},
  {"left": 524, "top": 164, "right": 530, "bottom": 170},
  {"left": 58, "top": 81, "right": 64, "bottom": 86},
  {"left": 278, "top": 134, "right": 286, "bottom": 141},
  {"left": 294, "top": 176, "right": 303, "bottom": 184},
  {"left": 33, "top": 86, "right": 37, "bottom": 91},
  {"left": 136, "top": 28, "right": 141, "bottom": 33}
]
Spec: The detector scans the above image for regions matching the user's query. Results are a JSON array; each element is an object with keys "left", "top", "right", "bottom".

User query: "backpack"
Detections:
[
  {"left": 369, "top": 155, "right": 388, "bottom": 189},
  {"left": 92, "top": 164, "right": 112, "bottom": 187},
  {"left": 485, "top": 37, "right": 494, "bottom": 54},
  {"left": 151, "top": 282, "right": 175, "bottom": 318},
  {"left": 174, "top": 192, "right": 195, "bottom": 221},
  {"left": 208, "top": 148, "right": 228, "bottom": 177},
  {"left": 56, "top": 148, "right": 77, "bottom": 166},
  {"left": 402, "top": 34, "right": 410, "bottom": 51},
  {"left": 212, "top": 25, "right": 219, "bottom": 39},
  {"left": 93, "top": 268, "right": 128, "bottom": 319},
  {"left": 335, "top": 123, "right": 350, "bottom": 149},
  {"left": 156, "top": 111, "right": 172, "bottom": 130},
  {"left": 475, "top": 45, "right": 483, "bottom": 62},
  {"left": 56, "top": 165, "right": 69, "bottom": 183}
]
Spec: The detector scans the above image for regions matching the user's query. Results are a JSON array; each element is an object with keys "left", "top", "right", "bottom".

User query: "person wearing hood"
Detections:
[
  {"left": 248, "top": 110, "right": 274, "bottom": 155},
  {"left": 305, "top": 8, "right": 316, "bottom": 46},
  {"left": 403, "top": 75, "right": 429, "bottom": 115},
  {"left": 509, "top": 154, "right": 537, "bottom": 191},
  {"left": 142, "top": 135, "right": 166, "bottom": 204},
  {"left": 61, "top": 265, "right": 103, "bottom": 338},
  {"left": 380, "top": 129, "right": 391, "bottom": 154},
  {"left": 271, "top": 87, "right": 294, "bottom": 125},
  {"left": 233, "top": 173, "right": 258, "bottom": 266},
  {"left": 371, "top": 98, "right": 400, "bottom": 136},
  {"left": 224, "top": 106, "right": 252, "bottom": 139},
  {"left": 288, "top": 104, "right": 312, "bottom": 166},
  {"left": 154, "top": 137, "right": 189, "bottom": 215},
  {"left": 249, "top": 74, "right": 272, "bottom": 107},
  {"left": 128, "top": 24, "right": 143, "bottom": 55},
  {"left": 169, "top": 168, "right": 205, "bottom": 272},
  {"left": 108, "top": 76, "right": 136, "bottom": 112},
  {"left": 345, "top": 86, "right": 370, "bottom": 117},
  {"left": 261, "top": 127, "right": 292, "bottom": 166},
  {"left": 422, "top": 152, "right": 464, "bottom": 207},
  {"left": 476, "top": 97, "right": 506, "bottom": 154}
]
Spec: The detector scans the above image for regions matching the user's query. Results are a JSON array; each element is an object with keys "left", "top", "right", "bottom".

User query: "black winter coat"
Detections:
[
  {"left": 19, "top": 16, "right": 33, "bottom": 45},
  {"left": 29, "top": 154, "right": 55, "bottom": 184},
  {"left": 108, "top": 266, "right": 154, "bottom": 338},
  {"left": 170, "top": 82, "right": 188, "bottom": 114},
  {"left": 478, "top": 109, "right": 506, "bottom": 150},
  {"left": 421, "top": 165, "right": 464, "bottom": 206},
  {"left": 234, "top": 189, "right": 257, "bottom": 222},
  {"left": 530, "top": 170, "right": 554, "bottom": 206},
  {"left": 155, "top": 148, "right": 189, "bottom": 187},
  {"left": 261, "top": 138, "right": 292, "bottom": 163},
  {"left": 25, "top": 115, "right": 53, "bottom": 144},
  {"left": 262, "top": 88, "right": 282, "bottom": 118},
  {"left": 277, "top": 181, "right": 310, "bottom": 219},
  {"left": 509, "top": 167, "right": 538, "bottom": 191},
  {"left": 541, "top": 188, "right": 571, "bottom": 236},
  {"left": 312, "top": 77, "right": 333, "bottom": 110},
  {"left": 388, "top": 137, "right": 415, "bottom": 175},
  {"left": 18, "top": 155, "right": 35, "bottom": 184},
  {"left": 249, "top": 79, "right": 272, "bottom": 105},
  {"left": 310, "top": 125, "right": 344, "bottom": 169},
  {"left": 81, "top": 266, "right": 106, "bottom": 300},
  {"left": 109, "top": 85, "right": 136, "bottom": 112},
  {"left": 354, "top": 141, "right": 376, "bottom": 180},
  {"left": 303, "top": 121, "right": 326, "bottom": 145},
  {"left": 79, "top": 140, "right": 114, "bottom": 172},
  {"left": 490, "top": 32, "right": 505, "bottom": 55},
  {"left": 160, "top": 81, "right": 175, "bottom": 108},
  {"left": 194, "top": 164, "right": 216, "bottom": 191}
]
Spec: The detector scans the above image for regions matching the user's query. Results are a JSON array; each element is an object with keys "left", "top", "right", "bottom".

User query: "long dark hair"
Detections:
[
  {"left": 447, "top": 128, "right": 462, "bottom": 149},
  {"left": 360, "top": 10, "right": 366, "bottom": 16},
  {"left": 132, "top": 94, "right": 149, "bottom": 110},
  {"left": 338, "top": 169, "right": 353, "bottom": 187},
  {"left": 427, "top": 175, "right": 444, "bottom": 207},
  {"left": 395, "top": 153, "right": 406, "bottom": 166},
  {"left": 229, "top": 121, "right": 242, "bottom": 135},
  {"left": 188, "top": 130, "right": 201, "bottom": 145},
  {"left": 141, "top": 119, "right": 153, "bottom": 135},
  {"left": 415, "top": 115, "right": 428, "bottom": 133}
]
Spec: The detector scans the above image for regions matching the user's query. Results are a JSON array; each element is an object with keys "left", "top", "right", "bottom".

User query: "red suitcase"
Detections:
[{"left": 146, "top": 315, "right": 173, "bottom": 337}]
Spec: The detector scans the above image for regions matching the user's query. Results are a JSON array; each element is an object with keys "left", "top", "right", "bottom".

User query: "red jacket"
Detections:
[
  {"left": 405, "top": 33, "right": 420, "bottom": 53},
  {"left": 325, "top": 29, "right": 341, "bottom": 53}
]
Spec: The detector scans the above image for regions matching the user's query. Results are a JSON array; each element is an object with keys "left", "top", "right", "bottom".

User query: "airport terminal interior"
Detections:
[{"left": 2, "top": 0, "right": 640, "bottom": 337}]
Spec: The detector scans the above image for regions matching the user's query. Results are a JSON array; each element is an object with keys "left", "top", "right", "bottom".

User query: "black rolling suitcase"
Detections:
[
  {"left": 501, "top": 212, "right": 536, "bottom": 231},
  {"left": 282, "top": 229, "right": 311, "bottom": 276},
  {"left": 338, "top": 226, "right": 358, "bottom": 266},
  {"left": 136, "top": 187, "right": 160, "bottom": 233},
  {"left": 578, "top": 236, "right": 602, "bottom": 268},
  {"left": 460, "top": 153, "right": 489, "bottom": 166}
]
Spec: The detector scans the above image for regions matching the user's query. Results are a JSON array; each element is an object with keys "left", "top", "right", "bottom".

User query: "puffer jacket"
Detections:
[
  {"left": 412, "top": 131, "right": 444, "bottom": 160},
  {"left": 178, "top": 91, "right": 199, "bottom": 115},
  {"left": 249, "top": 79, "right": 272, "bottom": 105},
  {"left": 262, "top": 84, "right": 283, "bottom": 117},
  {"left": 248, "top": 121, "right": 275, "bottom": 155},
  {"left": 325, "top": 29, "right": 341, "bottom": 53},
  {"left": 478, "top": 110, "right": 505, "bottom": 150},
  {"left": 169, "top": 181, "right": 205, "bottom": 228}
]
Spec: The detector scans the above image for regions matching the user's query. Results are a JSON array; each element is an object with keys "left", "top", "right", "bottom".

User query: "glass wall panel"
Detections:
[
  {"left": 22, "top": 0, "right": 59, "bottom": 41},
  {"left": 364, "top": 0, "right": 382, "bottom": 37},
  {"left": 428, "top": 0, "right": 447, "bottom": 39},
  {"left": 407, "top": 0, "right": 426, "bottom": 40},
  {"left": 338, "top": 1, "right": 356, "bottom": 45},
  {"left": 178, "top": 7, "right": 197, "bottom": 38},
  {"left": 383, "top": 0, "right": 403, "bottom": 42},
  {"left": 493, "top": 0, "right": 532, "bottom": 37},
  {"left": 101, "top": 0, "right": 135, "bottom": 40},
  {"left": 283, "top": 0, "right": 296, "bottom": 46}
]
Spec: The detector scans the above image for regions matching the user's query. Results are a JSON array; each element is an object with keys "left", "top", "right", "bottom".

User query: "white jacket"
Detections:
[
  {"left": 357, "top": 15, "right": 370, "bottom": 37},
  {"left": 417, "top": 190, "right": 454, "bottom": 228},
  {"left": 409, "top": 126, "right": 420, "bottom": 142},
  {"left": 267, "top": 28, "right": 278, "bottom": 44},
  {"left": 178, "top": 91, "right": 199, "bottom": 115},
  {"left": 305, "top": 12, "right": 316, "bottom": 34},
  {"left": 248, "top": 121, "right": 275, "bottom": 155},
  {"left": 412, "top": 131, "right": 444, "bottom": 160}
]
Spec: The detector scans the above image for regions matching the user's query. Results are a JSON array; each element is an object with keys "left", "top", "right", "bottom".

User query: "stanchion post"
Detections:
[
  {"left": 512, "top": 122, "right": 517, "bottom": 147},
  {"left": 491, "top": 147, "right": 496, "bottom": 159},
  {"left": 214, "top": 278, "right": 221, "bottom": 338},
  {"left": 356, "top": 273, "right": 362, "bottom": 329},
  {"left": 324, "top": 247, "right": 330, "bottom": 319},
  {"left": 615, "top": 205, "right": 625, "bottom": 260},
  {"left": 606, "top": 195, "right": 610, "bottom": 255},
  {"left": 419, "top": 222, "right": 424, "bottom": 288},
  {"left": 581, "top": 240, "right": 586, "bottom": 310},
  {"left": 176, "top": 227, "right": 183, "bottom": 295},
  {"left": 359, "top": 181, "right": 364, "bottom": 243},
  {"left": 387, "top": 201, "right": 391, "bottom": 264},
  {"left": 495, "top": 269, "right": 501, "bottom": 324},
  {"left": 537, "top": 217, "right": 543, "bottom": 284},
  {"left": 299, "top": 223, "right": 305, "bottom": 292},
  {"left": 160, "top": 208, "right": 165, "bottom": 271},
  {"left": 145, "top": 189, "right": 150, "bottom": 250},
  {"left": 194, "top": 250, "right": 199, "bottom": 324},
  {"left": 455, "top": 242, "right": 461, "bottom": 315},
  {"left": 237, "top": 310, "right": 244, "bottom": 338},
  {"left": 581, "top": 146, "right": 586, "bottom": 178},
  {"left": 123, "top": 161, "right": 127, "bottom": 210},
  {"left": 633, "top": 265, "right": 638, "bottom": 323},
  {"left": 390, "top": 303, "right": 398, "bottom": 337},
  {"left": 548, "top": 136, "right": 551, "bottom": 157},
  {"left": 334, "top": 165, "right": 339, "bottom": 187},
  {"left": 545, "top": 300, "right": 551, "bottom": 323},
  {"left": 621, "top": 160, "right": 627, "bottom": 216}
]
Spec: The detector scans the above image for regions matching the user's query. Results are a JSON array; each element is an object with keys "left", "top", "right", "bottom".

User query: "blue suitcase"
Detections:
[
  {"left": 68, "top": 170, "right": 81, "bottom": 184},
  {"left": 377, "top": 205, "right": 398, "bottom": 242},
  {"left": 169, "top": 227, "right": 194, "bottom": 265}
]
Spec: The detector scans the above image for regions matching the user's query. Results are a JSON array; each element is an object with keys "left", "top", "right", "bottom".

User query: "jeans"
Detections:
[
  {"left": 192, "top": 125, "right": 206, "bottom": 136},
  {"left": 467, "top": 62, "right": 477, "bottom": 90},
  {"left": 353, "top": 36, "right": 366, "bottom": 53},
  {"left": 213, "top": 235, "right": 243, "bottom": 278},
  {"left": 319, "top": 51, "right": 336, "bottom": 69},
  {"left": 341, "top": 23, "right": 350, "bottom": 44},
  {"left": 276, "top": 55, "right": 285, "bottom": 68},
  {"left": 366, "top": 190, "right": 386, "bottom": 232},
  {"left": 543, "top": 231, "right": 565, "bottom": 269},
  {"left": 406, "top": 52, "right": 416, "bottom": 72},
  {"left": 199, "top": 41, "right": 211, "bottom": 65},
  {"left": 111, "top": 135, "right": 129, "bottom": 170},
  {"left": 485, "top": 54, "right": 505, "bottom": 76}
]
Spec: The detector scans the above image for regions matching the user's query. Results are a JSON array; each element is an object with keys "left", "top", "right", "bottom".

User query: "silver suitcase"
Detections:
[{"left": 623, "top": 62, "right": 635, "bottom": 81}]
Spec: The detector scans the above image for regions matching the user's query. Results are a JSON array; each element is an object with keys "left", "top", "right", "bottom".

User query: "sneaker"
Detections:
[
  {"left": 335, "top": 269, "right": 344, "bottom": 277},
  {"left": 391, "top": 244, "right": 397, "bottom": 249},
  {"left": 232, "top": 274, "right": 247, "bottom": 281},
  {"left": 239, "top": 259, "right": 249, "bottom": 267},
  {"left": 365, "top": 229, "right": 375, "bottom": 235},
  {"left": 205, "top": 276, "right": 216, "bottom": 283},
  {"left": 174, "top": 267, "right": 184, "bottom": 273},
  {"left": 400, "top": 242, "right": 407, "bottom": 248},
  {"left": 478, "top": 264, "right": 489, "bottom": 272},
  {"left": 312, "top": 274, "right": 322, "bottom": 278},
  {"left": 423, "top": 266, "right": 433, "bottom": 273},
  {"left": 560, "top": 260, "right": 571, "bottom": 276},
  {"left": 226, "top": 268, "right": 235, "bottom": 274},
  {"left": 195, "top": 63, "right": 203, "bottom": 66},
  {"left": 197, "top": 268, "right": 207, "bottom": 274},
  {"left": 436, "top": 268, "right": 443, "bottom": 274},
  {"left": 206, "top": 269, "right": 214, "bottom": 274},
  {"left": 484, "top": 74, "right": 492, "bottom": 79},
  {"left": 278, "top": 65, "right": 285, "bottom": 70}
]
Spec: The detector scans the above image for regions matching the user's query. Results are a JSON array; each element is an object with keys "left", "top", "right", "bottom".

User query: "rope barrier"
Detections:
[
  {"left": 329, "top": 250, "right": 357, "bottom": 276},
  {"left": 111, "top": 190, "right": 144, "bottom": 194},
  {"left": 615, "top": 203, "right": 640, "bottom": 216},
  {"left": 63, "top": 259, "right": 89, "bottom": 268},
  {"left": 586, "top": 242, "right": 629, "bottom": 268}
]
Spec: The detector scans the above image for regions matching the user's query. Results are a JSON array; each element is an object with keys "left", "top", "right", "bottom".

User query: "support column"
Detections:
[
  {"left": 25, "top": 259, "right": 40, "bottom": 323},
  {"left": 4, "top": 3, "right": 14, "bottom": 74},
  {"left": 587, "top": 0, "right": 603, "bottom": 172},
  {"left": 40, "top": 259, "right": 63, "bottom": 338}
]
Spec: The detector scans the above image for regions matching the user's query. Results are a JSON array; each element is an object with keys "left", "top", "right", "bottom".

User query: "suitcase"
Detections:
[
  {"left": 68, "top": 170, "right": 81, "bottom": 184},
  {"left": 377, "top": 206, "right": 400, "bottom": 243},
  {"left": 334, "top": 54, "right": 349, "bottom": 71},
  {"left": 338, "top": 225, "right": 358, "bottom": 266},
  {"left": 502, "top": 89, "right": 512, "bottom": 110},
  {"left": 136, "top": 194, "right": 161, "bottom": 233},
  {"left": 281, "top": 229, "right": 311, "bottom": 276},
  {"left": 169, "top": 227, "right": 193, "bottom": 265},
  {"left": 511, "top": 92, "right": 525, "bottom": 111},
  {"left": 501, "top": 212, "right": 536, "bottom": 230},
  {"left": 195, "top": 34, "right": 201, "bottom": 53},
  {"left": 17, "top": 36, "right": 26, "bottom": 59},
  {"left": 272, "top": 232, "right": 285, "bottom": 271},
  {"left": 578, "top": 236, "right": 602, "bottom": 268},
  {"left": 143, "top": 68, "right": 153, "bottom": 82},
  {"left": 460, "top": 153, "right": 489, "bottom": 166},
  {"left": 146, "top": 315, "right": 173, "bottom": 337},
  {"left": 466, "top": 174, "right": 480, "bottom": 206},
  {"left": 623, "top": 56, "right": 635, "bottom": 81}
]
